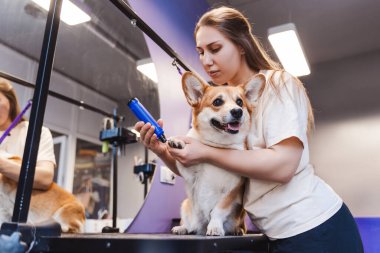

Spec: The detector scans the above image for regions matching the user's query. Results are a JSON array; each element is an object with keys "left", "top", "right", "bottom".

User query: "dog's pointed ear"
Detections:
[
  {"left": 243, "top": 73, "right": 266, "bottom": 106},
  {"left": 182, "top": 71, "right": 208, "bottom": 106}
]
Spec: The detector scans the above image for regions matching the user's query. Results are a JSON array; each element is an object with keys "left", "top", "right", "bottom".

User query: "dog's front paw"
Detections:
[
  {"left": 171, "top": 225, "right": 188, "bottom": 235},
  {"left": 206, "top": 226, "right": 225, "bottom": 236},
  {"left": 226, "top": 227, "right": 245, "bottom": 236},
  {"left": 168, "top": 138, "right": 185, "bottom": 149}
]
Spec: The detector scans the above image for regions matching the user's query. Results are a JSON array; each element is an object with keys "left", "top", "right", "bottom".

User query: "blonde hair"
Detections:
[
  {"left": 0, "top": 77, "right": 25, "bottom": 124},
  {"left": 195, "top": 6, "right": 314, "bottom": 133}
]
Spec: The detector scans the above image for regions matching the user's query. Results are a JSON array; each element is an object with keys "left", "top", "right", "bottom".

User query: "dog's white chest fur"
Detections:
[
  {"left": 180, "top": 162, "right": 241, "bottom": 217},
  {"left": 171, "top": 128, "right": 245, "bottom": 236},
  {"left": 178, "top": 128, "right": 243, "bottom": 191}
]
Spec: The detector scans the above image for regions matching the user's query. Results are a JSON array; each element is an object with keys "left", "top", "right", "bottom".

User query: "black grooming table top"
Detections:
[{"left": 33, "top": 233, "right": 269, "bottom": 253}]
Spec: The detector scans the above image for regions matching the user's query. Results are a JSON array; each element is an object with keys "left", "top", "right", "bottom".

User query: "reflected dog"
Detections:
[
  {"left": 0, "top": 155, "right": 85, "bottom": 233},
  {"left": 169, "top": 71, "right": 265, "bottom": 236}
]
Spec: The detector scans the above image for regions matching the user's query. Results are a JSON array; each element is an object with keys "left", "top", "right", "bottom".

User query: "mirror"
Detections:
[{"left": 0, "top": 0, "right": 159, "bottom": 232}]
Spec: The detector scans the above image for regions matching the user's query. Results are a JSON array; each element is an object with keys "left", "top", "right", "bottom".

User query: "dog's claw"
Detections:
[
  {"left": 168, "top": 138, "right": 185, "bottom": 149},
  {"left": 171, "top": 226, "right": 188, "bottom": 235},
  {"left": 206, "top": 226, "right": 225, "bottom": 236}
]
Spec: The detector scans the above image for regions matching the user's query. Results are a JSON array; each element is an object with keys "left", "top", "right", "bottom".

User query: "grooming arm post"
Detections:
[{"left": 12, "top": 0, "right": 63, "bottom": 223}]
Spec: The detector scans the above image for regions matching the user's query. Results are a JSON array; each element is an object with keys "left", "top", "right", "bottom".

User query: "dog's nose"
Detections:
[{"left": 230, "top": 108, "right": 243, "bottom": 119}]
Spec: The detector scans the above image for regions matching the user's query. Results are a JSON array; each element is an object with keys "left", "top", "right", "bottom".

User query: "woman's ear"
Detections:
[
  {"left": 182, "top": 72, "right": 208, "bottom": 106},
  {"left": 239, "top": 45, "right": 245, "bottom": 55}
]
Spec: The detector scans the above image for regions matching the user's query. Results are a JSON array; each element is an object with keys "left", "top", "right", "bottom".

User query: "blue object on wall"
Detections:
[{"left": 355, "top": 217, "right": 380, "bottom": 253}]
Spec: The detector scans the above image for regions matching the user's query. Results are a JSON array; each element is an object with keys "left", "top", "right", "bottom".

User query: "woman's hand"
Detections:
[
  {"left": 167, "top": 136, "right": 207, "bottom": 167},
  {"left": 134, "top": 119, "right": 167, "bottom": 156},
  {"left": 0, "top": 155, "right": 54, "bottom": 190}
]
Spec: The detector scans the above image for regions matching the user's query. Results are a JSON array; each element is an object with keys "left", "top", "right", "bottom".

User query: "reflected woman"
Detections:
[{"left": 0, "top": 77, "right": 56, "bottom": 190}]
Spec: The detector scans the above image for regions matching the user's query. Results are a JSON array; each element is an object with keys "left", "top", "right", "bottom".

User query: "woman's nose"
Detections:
[{"left": 202, "top": 51, "right": 213, "bottom": 66}]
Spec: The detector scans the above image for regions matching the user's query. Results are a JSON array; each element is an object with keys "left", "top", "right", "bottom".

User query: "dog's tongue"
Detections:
[{"left": 227, "top": 122, "right": 240, "bottom": 131}]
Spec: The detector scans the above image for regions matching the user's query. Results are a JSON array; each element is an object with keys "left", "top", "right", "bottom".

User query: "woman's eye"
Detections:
[
  {"left": 212, "top": 98, "right": 224, "bottom": 106},
  {"left": 236, "top": 98, "right": 243, "bottom": 107},
  {"left": 211, "top": 48, "right": 220, "bottom": 53}
]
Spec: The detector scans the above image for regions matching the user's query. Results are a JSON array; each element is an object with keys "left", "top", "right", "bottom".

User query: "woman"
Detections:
[
  {"left": 135, "top": 6, "right": 363, "bottom": 253},
  {"left": 0, "top": 77, "right": 55, "bottom": 190}
]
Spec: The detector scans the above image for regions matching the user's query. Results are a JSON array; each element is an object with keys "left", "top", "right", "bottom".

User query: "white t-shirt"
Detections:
[
  {"left": 0, "top": 121, "right": 56, "bottom": 165},
  {"left": 244, "top": 70, "right": 342, "bottom": 239}
]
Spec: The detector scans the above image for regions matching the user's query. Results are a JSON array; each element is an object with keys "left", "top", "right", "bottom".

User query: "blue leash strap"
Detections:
[
  {"left": 172, "top": 59, "right": 183, "bottom": 76},
  {"left": 0, "top": 99, "right": 33, "bottom": 144}
]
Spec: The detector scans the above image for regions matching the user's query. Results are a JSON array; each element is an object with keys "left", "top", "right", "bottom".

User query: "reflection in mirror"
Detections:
[
  {"left": 0, "top": 0, "right": 45, "bottom": 81},
  {"left": 73, "top": 139, "right": 111, "bottom": 220},
  {"left": 51, "top": 131, "right": 68, "bottom": 185},
  {"left": 0, "top": 0, "right": 159, "bottom": 232}
]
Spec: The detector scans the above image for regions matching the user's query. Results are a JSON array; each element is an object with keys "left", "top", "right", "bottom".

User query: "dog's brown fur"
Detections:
[{"left": 0, "top": 156, "right": 85, "bottom": 233}]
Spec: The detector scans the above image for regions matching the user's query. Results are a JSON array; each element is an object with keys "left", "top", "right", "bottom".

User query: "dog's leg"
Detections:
[
  {"left": 207, "top": 204, "right": 245, "bottom": 236},
  {"left": 207, "top": 206, "right": 227, "bottom": 236},
  {"left": 207, "top": 181, "right": 244, "bottom": 236},
  {"left": 171, "top": 198, "right": 195, "bottom": 235},
  {"left": 52, "top": 203, "right": 85, "bottom": 233},
  {"left": 223, "top": 207, "right": 246, "bottom": 236},
  {"left": 169, "top": 136, "right": 188, "bottom": 235}
]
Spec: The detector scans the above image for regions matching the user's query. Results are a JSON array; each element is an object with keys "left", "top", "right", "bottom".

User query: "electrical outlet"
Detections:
[{"left": 160, "top": 166, "right": 176, "bottom": 185}]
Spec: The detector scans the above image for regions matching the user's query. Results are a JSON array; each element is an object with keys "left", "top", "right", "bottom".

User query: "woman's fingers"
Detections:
[
  {"left": 134, "top": 119, "right": 166, "bottom": 147},
  {"left": 134, "top": 121, "right": 144, "bottom": 131},
  {"left": 138, "top": 123, "right": 160, "bottom": 148},
  {"left": 139, "top": 123, "right": 151, "bottom": 140},
  {"left": 144, "top": 126, "right": 156, "bottom": 146},
  {"left": 157, "top": 119, "right": 164, "bottom": 128}
]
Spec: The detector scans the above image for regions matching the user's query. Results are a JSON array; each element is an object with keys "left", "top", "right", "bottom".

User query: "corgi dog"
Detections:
[
  {"left": 0, "top": 155, "right": 85, "bottom": 233},
  {"left": 169, "top": 71, "right": 265, "bottom": 236}
]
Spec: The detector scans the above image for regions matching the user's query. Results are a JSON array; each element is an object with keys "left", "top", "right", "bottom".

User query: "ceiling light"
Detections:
[
  {"left": 31, "top": 0, "right": 91, "bottom": 26},
  {"left": 268, "top": 23, "right": 310, "bottom": 77},
  {"left": 136, "top": 58, "right": 158, "bottom": 83}
]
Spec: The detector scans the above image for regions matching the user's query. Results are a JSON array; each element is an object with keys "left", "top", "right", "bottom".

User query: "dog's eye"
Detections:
[
  {"left": 236, "top": 98, "right": 243, "bottom": 107},
  {"left": 212, "top": 98, "right": 224, "bottom": 107}
]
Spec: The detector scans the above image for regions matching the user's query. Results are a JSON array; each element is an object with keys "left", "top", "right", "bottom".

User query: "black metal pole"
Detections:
[
  {"left": 111, "top": 109, "right": 119, "bottom": 230},
  {"left": 109, "top": 0, "right": 194, "bottom": 73},
  {"left": 102, "top": 140, "right": 119, "bottom": 233},
  {"left": 144, "top": 147, "right": 148, "bottom": 198},
  {"left": 12, "top": 0, "right": 63, "bottom": 223},
  {"left": 144, "top": 177, "right": 148, "bottom": 199},
  {"left": 102, "top": 110, "right": 120, "bottom": 233},
  {"left": 112, "top": 142, "right": 118, "bottom": 228}
]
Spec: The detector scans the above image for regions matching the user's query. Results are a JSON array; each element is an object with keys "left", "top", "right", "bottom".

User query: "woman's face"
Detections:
[
  {"left": 0, "top": 92, "right": 11, "bottom": 130},
  {"left": 196, "top": 26, "right": 247, "bottom": 85}
]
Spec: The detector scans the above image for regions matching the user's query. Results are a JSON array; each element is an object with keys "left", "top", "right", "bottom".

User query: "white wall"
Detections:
[
  {"left": 305, "top": 50, "right": 380, "bottom": 216},
  {"left": 310, "top": 115, "right": 380, "bottom": 216},
  {"left": 117, "top": 144, "right": 157, "bottom": 219}
]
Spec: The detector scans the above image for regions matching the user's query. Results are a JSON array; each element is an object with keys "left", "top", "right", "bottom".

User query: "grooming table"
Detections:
[{"left": 32, "top": 233, "right": 268, "bottom": 253}]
